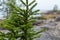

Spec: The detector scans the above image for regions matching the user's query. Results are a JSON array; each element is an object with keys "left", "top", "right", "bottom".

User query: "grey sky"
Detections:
[
  {"left": 36, "top": 0, "right": 60, "bottom": 10},
  {"left": 0, "top": 0, "right": 60, "bottom": 19}
]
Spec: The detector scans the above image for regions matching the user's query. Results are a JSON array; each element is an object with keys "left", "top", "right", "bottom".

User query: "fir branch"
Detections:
[
  {"left": 30, "top": 3, "right": 37, "bottom": 10},
  {"left": 29, "top": 0, "right": 36, "bottom": 6},
  {"left": 29, "top": 10, "right": 40, "bottom": 15},
  {"left": 33, "top": 10, "right": 40, "bottom": 13},
  {"left": 32, "top": 34, "right": 41, "bottom": 39},
  {"left": 20, "top": 0, "right": 26, "bottom": 6},
  {"left": 9, "top": 3, "right": 22, "bottom": 12},
  {"left": 35, "top": 28, "right": 48, "bottom": 35},
  {"left": 9, "top": 3, "right": 25, "bottom": 15}
]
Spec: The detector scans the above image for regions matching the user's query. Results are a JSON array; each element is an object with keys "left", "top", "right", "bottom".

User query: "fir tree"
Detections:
[{"left": 0, "top": 0, "right": 47, "bottom": 40}]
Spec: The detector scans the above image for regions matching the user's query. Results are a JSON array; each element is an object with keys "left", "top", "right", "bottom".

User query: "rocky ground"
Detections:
[
  {"left": 1, "top": 19, "right": 60, "bottom": 40},
  {"left": 34, "top": 19, "right": 60, "bottom": 40}
]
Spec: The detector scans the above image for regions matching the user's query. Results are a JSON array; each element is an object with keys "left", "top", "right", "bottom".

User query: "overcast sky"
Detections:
[
  {"left": 36, "top": 0, "right": 60, "bottom": 10},
  {"left": 0, "top": 0, "right": 60, "bottom": 19}
]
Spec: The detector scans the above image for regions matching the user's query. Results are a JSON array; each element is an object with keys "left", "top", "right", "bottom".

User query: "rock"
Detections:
[
  {"left": 55, "top": 16, "right": 60, "bottom": 21},
  {"left": 33, "top": 21, "right": 43, "bottom": 26}
]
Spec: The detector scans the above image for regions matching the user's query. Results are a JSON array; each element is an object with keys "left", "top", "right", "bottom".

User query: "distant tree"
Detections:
[
  {"left": 2, "top": 0, "right": 16, "bottom": 19},
  {"left": 1, "top": 0, "right": 24, "bottom": 19},
  {"left": 0, "top": 0, "right": 3, "bottom": 11},
  {"left": 53, "top": 5, "right": 58, "bottom": 12}
]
